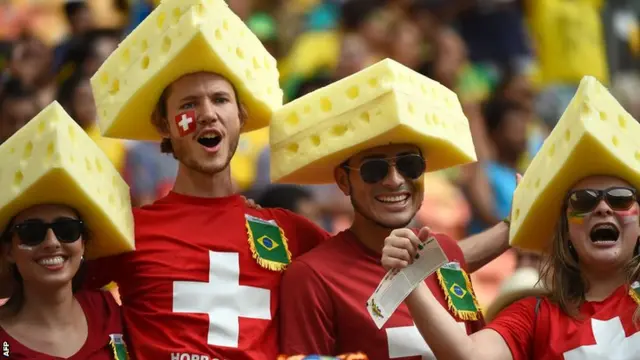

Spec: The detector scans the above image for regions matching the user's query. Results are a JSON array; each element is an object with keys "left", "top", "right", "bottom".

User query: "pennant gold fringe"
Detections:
[
  {"left": 436, "top": 268, "right": 481, "bottom": 321},
  {"left": 246, "top": 220, "right": 292, "bottom": 271},
  {"left": 110, "top": 337, "right": 130, "bottom": 360},
  {"left": 629, "top": 287, "right": 640, "bottom": 306}
]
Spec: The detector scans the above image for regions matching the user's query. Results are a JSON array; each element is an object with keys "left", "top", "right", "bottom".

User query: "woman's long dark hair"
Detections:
[{"left": 0, "top": 213, "right": 89, "bottom": 317}]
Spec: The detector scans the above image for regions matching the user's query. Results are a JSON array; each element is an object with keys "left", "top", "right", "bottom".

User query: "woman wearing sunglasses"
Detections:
[
  {"left": 0, "top": 102, "right": 129, "bottom": 359},
  {"left": 0, "top": 203, "right": 127, "bottom": 359},
  {"left": 382, "top": 173, "right": 640, "bottom": 359}
]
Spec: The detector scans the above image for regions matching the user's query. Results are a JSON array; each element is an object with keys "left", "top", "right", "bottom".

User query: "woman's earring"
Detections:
[{"left": 568, "top": 242, "right": 579, "bottom": 261}]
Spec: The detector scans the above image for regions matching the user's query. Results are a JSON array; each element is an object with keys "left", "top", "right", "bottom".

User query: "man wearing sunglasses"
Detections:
[{"left": 276, "top": 60, "right": 513, "bottom": 359}]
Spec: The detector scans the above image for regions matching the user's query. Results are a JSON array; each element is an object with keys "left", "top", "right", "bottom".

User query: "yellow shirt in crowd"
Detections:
[
  {"left": 526, "top": 0, "right": 609, "bottom": 86},
  {"left": 230, "top": 127, "right": 270, "bottom": 191}
]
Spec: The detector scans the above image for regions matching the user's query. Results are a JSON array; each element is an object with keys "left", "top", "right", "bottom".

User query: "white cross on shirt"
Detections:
[
  {"left": 387, "top": 322, "right": 466, "bottom": 359},
  {"left": 172, "top": 251, "right": 271, "bottom": 348},
  {"left": 563, "top": 317, "right": 640, "bottom": 359}
]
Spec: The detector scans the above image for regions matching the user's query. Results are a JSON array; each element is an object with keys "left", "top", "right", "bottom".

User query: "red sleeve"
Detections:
[
  {"left": 270, "top": 208, "right": 330, "bottom": 257},
  {"left": 82, "top": 253, "right": 126, "bottom": 290},
  {"left": 484, "top": 296, "right": 538, "bottom": 360},
  {"left": 279, "top": 258, "right": 335, "bottom": 355},
  {"left": 430, "top": 232, "right": 469, "bottom": 270}
]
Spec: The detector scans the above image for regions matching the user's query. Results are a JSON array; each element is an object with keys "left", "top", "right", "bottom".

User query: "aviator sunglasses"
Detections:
[
  {"left": 343, "top": 154, "right": 426, "bottom": 184},
  {"left": 10, "top": 218, "right": 84, "bottom": 247},
  {"left": 567, "top": 187, "right": 637, "bottom": 214}
]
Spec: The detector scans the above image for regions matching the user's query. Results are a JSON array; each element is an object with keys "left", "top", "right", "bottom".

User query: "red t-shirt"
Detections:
[
  {"left": 487, "top": 285, "right": 640, "bottom": 359},
  {"left": 0, "top": 290, "right": 124, "bottom": 359},
  {"left": 84, "top": 192, "right": 329, "bottom": 360},
  {"left": 279, "top": 230, "right": 485, "bottom": 360}
]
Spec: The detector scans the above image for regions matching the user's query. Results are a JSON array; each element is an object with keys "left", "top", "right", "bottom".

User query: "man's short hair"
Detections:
[
  {"left": 257, "top": 185, "right": 313, "bottom": 212},
  {"left": 292, "top": 73, "right": 333, "bottom": 100},
  {"left": 57, "top": 71, "right": 86, "bottom": 120},
  {"left": 483, "top": 97, "right": 527, "bottom": 133},
  {"left": 64, "top": 29, "right": 122, "bottom": 67},
  {"left": 0, "top": 78, "right": 34, "bottom": 110},
  {"left": 64, "top": 0, "right": 89, "bottom": 22},
  {"left": 340, "top": 0, "right": 386, "bottom": 32}
]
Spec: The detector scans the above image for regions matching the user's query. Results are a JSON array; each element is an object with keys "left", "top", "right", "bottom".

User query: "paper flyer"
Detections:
[{"left": 366, "top": 236, "right": 448, "bottom": 329}]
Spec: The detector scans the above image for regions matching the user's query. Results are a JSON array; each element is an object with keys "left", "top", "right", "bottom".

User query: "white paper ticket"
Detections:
[{"left": 366, "top": 236, "right": 448, "bottom": 329}]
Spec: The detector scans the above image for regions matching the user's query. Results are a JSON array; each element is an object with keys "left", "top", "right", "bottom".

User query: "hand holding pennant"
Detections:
[{"left": 366, "top": 228, "right": 449, "bottom": 329}]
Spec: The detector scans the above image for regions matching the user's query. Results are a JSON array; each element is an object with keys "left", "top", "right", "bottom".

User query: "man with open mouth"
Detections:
[{"left": 61, "top": 1, "right": 331, "bottom": 360}]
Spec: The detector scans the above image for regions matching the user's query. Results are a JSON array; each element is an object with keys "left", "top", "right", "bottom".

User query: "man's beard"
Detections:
[{"left": 171, "top": 136, "right": 238, "bottom": 175}]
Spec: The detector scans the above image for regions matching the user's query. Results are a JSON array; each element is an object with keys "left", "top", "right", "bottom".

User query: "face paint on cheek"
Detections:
[
  {"left": 17, "top": 244, "right": 33, "bottom": 251},
  {"left": 616, "top": 207, "right": 639, "bottom": 224},
  {"left": 568, "top": 210, "right": 588, "bottom": 225},
  {"left": 174, "top": 110, "right": 197, "bottom": 137}
]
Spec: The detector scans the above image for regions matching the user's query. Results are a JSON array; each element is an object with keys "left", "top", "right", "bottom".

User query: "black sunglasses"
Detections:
[
  {"left": 343, "top": 154, "right": 426, "bottom": 184},
  {"left": 11, "top": 218, "right": 84, "bottom": 247},
  {"left": 567, "top": 187, "right": 637, "bottom": 214}
]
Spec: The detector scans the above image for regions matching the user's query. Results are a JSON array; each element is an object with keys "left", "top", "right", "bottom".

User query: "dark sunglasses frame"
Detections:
[
  {"left": 566, "top": 186, "right": 638, "bottom": 213},
  {"left": 11, "top": 218, "right": 84, "bottom": 247},
  {"left": 342, "top": 153, "right": 426, "bottom": 184}
]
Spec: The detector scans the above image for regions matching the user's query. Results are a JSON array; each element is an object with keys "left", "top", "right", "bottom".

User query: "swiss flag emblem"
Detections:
[{"left": 175, "top": 110, "right": 197, "bottom": 137}]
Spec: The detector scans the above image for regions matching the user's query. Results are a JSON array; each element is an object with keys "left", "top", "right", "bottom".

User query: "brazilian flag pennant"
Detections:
[
  {"left": 436, "top": 262, "right": 480, "bottom": 321},
  {"left": 109, "top": 334, "right": 129, "bottom": 360},
  {"left": 630, "top": 281, "right": 640, "bottom": 306},
  {"left": 245, "top": 214, "right": 292, "bottom": 271}
]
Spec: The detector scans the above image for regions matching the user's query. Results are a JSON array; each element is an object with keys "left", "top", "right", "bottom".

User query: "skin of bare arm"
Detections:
[
  {"left": 382, "top": 227, "right": 514, "bottom": 360},
  {"left": 458, "top": 221, "right": 511, "bottom": 273},
  {"left": 458, "top": 173, "right": 522, "bottom": 273},
  {"left": 406, "top": 281, "right": 513, "bottom": 360}
]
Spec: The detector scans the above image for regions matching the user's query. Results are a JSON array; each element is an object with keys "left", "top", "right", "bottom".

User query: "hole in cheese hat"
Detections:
[
  {"left": 269, "top": 58, "right": 478, "bottom": 184},
  {"left": 0, "top": 101, "right": 134, "bottom": 260}
]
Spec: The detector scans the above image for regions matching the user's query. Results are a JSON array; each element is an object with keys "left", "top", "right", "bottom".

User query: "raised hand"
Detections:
[{"left": 381, "top": 227, "right": 431, "bottom": 271}]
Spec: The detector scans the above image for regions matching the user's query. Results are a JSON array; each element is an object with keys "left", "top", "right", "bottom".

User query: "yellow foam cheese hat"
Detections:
[
  {"left": 484, "top": 267, "right": 548, "bottom": 322},
  {"left": 269, "top": 58, "right": 478, "bottom": 184},
  {"left": 91, "top": 0, "right": 283, "bottom": 141},
  {"left": 0, "top": 102, "right": 135, "bottom": 260},
  {"left": 510, "top": 76, "right": 640, "bottom": 252}
]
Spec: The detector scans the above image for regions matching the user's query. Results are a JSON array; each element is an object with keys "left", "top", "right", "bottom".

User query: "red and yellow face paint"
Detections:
[
  {"left": 568, "top": 207, "right": 639, "bottom": 225},
  {"left": 568, "top": 210, "right": 589, "bottom": 225}
]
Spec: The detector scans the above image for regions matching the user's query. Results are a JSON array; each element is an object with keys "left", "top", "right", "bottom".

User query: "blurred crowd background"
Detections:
[{"left": 0, "top": 0, "right": 638, "bottom": 310}]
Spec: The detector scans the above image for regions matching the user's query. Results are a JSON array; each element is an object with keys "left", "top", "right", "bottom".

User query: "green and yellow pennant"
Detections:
[
  {"left": 436, "top": 262, "right": 480, "bottom": 321},
  {"left": 630, "top": 281, "right": 640, "bottom": 305},
  {"left": 109, "top": 334, "right": 129, "bottom": 360},
  {"left": 245, "top": 214, "right": 292, "bottom": 271}
]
